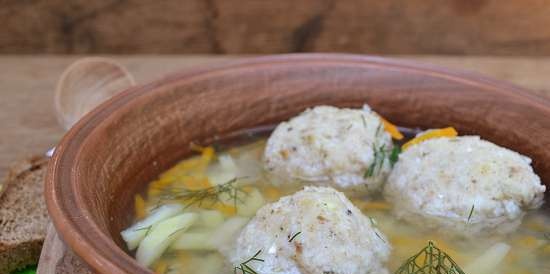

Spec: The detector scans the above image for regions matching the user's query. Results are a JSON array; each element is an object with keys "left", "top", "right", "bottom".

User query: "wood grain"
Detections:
[
  {"left": 3, "top": 1, "right": 550, "bottom": 55},
  {"left": 44, "top": 54, "right": 550, "bottom": 273}
]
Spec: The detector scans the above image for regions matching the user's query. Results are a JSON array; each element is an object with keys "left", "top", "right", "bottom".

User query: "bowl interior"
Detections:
[{"left": 47, "top": 55, "right": 550, "bottom": 273}]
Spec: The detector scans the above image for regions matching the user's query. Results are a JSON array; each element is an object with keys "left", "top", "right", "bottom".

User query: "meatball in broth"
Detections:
[
  {"left": 228, "top": 187, "right": 391, "bottom": 274},
  {"left": 263, "top": 105, "right": 393, "bottom": 194},
  {"left": 385, "top": 136, "right": 546, "bottom": 237}
]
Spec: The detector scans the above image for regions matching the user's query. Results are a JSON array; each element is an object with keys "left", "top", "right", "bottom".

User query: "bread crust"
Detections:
[{"left": 0, "top": 156, "right": 49, "bottom": 274}]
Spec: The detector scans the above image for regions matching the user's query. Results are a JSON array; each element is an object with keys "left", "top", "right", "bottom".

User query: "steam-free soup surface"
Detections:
[{"left": 122, "top": 137, "right": 550, "bottom": 274}]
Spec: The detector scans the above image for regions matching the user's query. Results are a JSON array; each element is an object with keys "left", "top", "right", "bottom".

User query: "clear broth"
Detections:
[{"left": 125, "top": 132, "right": 550, "bottom": 274}]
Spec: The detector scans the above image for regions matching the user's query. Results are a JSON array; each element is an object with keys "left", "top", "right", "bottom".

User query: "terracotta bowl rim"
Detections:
[{"left": 44, "top": 53, "right": 550, "bottom": 273}]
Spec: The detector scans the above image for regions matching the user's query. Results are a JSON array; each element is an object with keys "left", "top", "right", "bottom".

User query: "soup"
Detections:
[{"left": 121, "top": 106, "right": 549, "bottom": 274}]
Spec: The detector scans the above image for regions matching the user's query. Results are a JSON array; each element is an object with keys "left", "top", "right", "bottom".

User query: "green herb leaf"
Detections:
[
  {"left": 394, "top": 241, "right": 466, "bottom": 274},
  {"left": 374, "top": 231, "right": 386, "bottom": 243},
  {"left": 389, "top": 146, "right": 401, "bottom": 167},
  {"left": 155, "top": 177, "right": 247, "bottom": 211},
  {"left": 364, "top": 143, "right": 392, "bottom": 178},
  {"left": 467, "top": 204, "right": 475, "bottom": 223},
  {"left": 375, "top": 121, "right": 383, "bottom": 136},
  {"left": 234, "top": 250, "right": 264, "bottom": 274},
  {"left": 288, "top": 231, "right": 302, "bottom": 243}
]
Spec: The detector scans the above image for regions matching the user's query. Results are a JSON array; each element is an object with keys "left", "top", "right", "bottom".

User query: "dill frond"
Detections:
[
  {"left": 364, "top": 142, "right": 402, "bottom": 178},
  {"left": 361, "top": 115, "right": 368, "bottom": 128},
  {"left": 365, "top": 144, "right": 388, "bottom": 178},
  {"left": 394, "top": 241, "right": 466, "bottom": 274},
  {"left": 374, "top": 231, "right": 386, "bottom": 243},
  {"left": 234, "top": 250, "right": 264, "bottom": 274},
  {"left": 389, "top": 146, "right": 401, "bottom": 167},
  {"left": 288, "top": 231, "right": 302, "bottom": 243},
  {"left": 467, "top": 204, "right": 475, "bottom": 223},
  {"left": 375, "top": 122, "right": 383, "bottom": 136},
  {"left": 154, "top": 177, "right": 248, "bottom": 210}
]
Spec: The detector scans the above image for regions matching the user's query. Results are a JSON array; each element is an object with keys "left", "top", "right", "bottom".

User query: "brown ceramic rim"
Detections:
[{"left": 45, "top": 54, "right": 550, "bottom": 273}]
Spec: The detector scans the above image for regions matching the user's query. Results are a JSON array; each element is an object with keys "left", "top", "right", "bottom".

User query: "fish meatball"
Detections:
[
  {"left": 228, "top": 186, "right": 391, "bottom": 274},
  {"left": 385, "top": 136, "right": 546, "bottom": 237},
  {"left": 263, "top": 105, "right": 393, "bottom": 193}
]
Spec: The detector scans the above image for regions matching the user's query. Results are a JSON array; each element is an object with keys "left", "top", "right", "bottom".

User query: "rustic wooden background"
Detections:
[{"left": 3, "top": 0, "right": 550, "bottom": 55}]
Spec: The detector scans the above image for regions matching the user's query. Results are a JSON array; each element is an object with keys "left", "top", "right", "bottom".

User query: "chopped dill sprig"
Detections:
[
  {"left": 133, "top": 225, "right": 153, "bottom": 237},
  {"left": 361, "top": 115, "right": 368, "bottom": 128},
  {"left": 167, "top": 226, "right": 188, "bottom": 238},
  {"left": 389, "top": 146, "right": 401, "bottom": 167},
  {"left": 133, "top": 225, "right": 152, "bottom": 232},
  {"left": 288, "top": 231, "right": 302, "bottom": 243},
  {"left": 234, "top": 249, "right": 264, "bottom": 274},
  {"left": 374, "top": 231, "right": 386, "bottom": 243},
  {"left": 155, "top": 177, "right": 248, "bottom": 210},
  {"left": 394, "top": 241, "right": 466, "bottom": 274},
  {"left": 364, "top": 143, "right": 401, "bottom": 178},
  {"left": 364, "top": 144, "right": 386, "bottom": 178},
  {"left": 467, "top": 204, "right": 475, "bottom": 223},
  {"left": 375, "top": 122, "right": 383, "bottom": 136},
  {"left": 362, "top": 116, "right": 402, "bottom": 178},
  {"left": 369, "top": 216, "right": 377, "bottom": 226},
  {"left": 368, "top": 217, "right": 385, "bottom": 243}
]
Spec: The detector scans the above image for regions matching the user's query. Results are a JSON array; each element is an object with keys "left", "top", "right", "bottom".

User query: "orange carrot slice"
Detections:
[
  {"left": 378, "top": 116, "right": 404, "bottom": 140},
  {"left": 402, "top": 127, "right": 458, "bottom": 150}
]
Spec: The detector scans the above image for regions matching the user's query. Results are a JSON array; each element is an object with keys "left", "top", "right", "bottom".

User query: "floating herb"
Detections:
[
  {"left": 374, "top": 231, "right": 386, "bottom": 243},
  {"left": 369, "top": 216, "right": 377, "bottom": 226},
  {"left": 167, "top": 226, "right": 188, "bottom": 238},
  {"left": 155, "top": 178, "right": 247, "bottom": 210},
  {"left": 133, "top": 225, "right": 153, "bottom": 237},
  {"left": 467, "top": 204, "right": 475, "bottom": 223},
  {"left": 394, "top": 241, "right": 466, "bottom": 274},
  {"left": 234, "top": 250, "right": 264, "bottom": 274},
  {"left": 367, "top": 217, "right": 386, "bottom": 243},
  {"left": 133, "top": 225, "right": 152, "bottom": 232},
  {"left": 289, "top": 231, "right": 302, "bottom": 243}
]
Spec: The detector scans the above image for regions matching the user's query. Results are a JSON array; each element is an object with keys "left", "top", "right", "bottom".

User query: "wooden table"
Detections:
[{"left": 2, "top": 55, "right": 550, "bottom": 273}]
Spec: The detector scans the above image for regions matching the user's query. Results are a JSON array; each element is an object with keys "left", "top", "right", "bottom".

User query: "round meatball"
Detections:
[
  {"left": 229, "top": 187, "right": 391, "bottom": 274},
  {"left": 263, "top": 105, "right": 393, "bottom": 193},
  {"left": 385, "top": 136, "right": 546, "bottom": 237}
]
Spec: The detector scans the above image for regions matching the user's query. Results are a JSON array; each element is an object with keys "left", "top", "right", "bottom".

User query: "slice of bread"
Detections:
[{"left": 0, "top": 156, "right": 49, "bottom": 274}]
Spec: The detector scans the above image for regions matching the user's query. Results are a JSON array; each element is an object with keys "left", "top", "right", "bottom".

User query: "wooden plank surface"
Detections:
[
  {"left": 4, "top": 1, "right": 550, "bottom": 55},
  {"left": 3, "top": 54, "right": 550, "bottom": 181}
]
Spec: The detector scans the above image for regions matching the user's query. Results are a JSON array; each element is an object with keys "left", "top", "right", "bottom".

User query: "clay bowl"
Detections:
[{"left": 45, "top": 54, "right": 550, "bottom": 273}]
